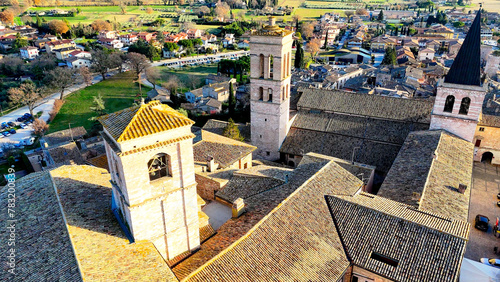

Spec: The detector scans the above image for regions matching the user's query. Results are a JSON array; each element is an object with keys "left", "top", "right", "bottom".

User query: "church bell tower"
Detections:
[
  {"left": 99, "top": 101, "right": 200, "bottom": 262},
  {"left": 250, "top": 17, "right": 294, "bottom": 160},
  {"left": 430, "top": 9, "right": 486, "bottom": 142}
]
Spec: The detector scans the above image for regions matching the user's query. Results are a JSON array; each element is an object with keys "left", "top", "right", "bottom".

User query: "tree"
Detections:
[
  {"left": 228, "top": 82, "right": 236, "bottom": 116},
  {"left": 32, "top": 118, "right": 48, "bottom": 137},
  {"left": 45, "top": 67, "right": 75, "bottom": 100},
  {"left": 377, "top": 10, "right": 384, "bottom": 21},
  {"left": 91, "top": 49, "right": 115, "bottom": 80},
  {"left": 307, "top": 38, "right": 321, "bottom": 61},
  {"left": 345, "top": 10, "right": 354, "bottom": 22},
  {"left": 164, "top": 42, "right": 179, "bottom": 52},
  {"left": 8, "top": 82, "right": 42, "bottom": 116},
  {"left": 89, "top": 94, "right": 106, "bottom": 121},
  {"left": 146, "top": 7, "right": 153, "bottom": 14},
  {"left": 48, "top": 20, "right": 69, "bottom": 35},
  {"left": 0, "top": 9, "right": 14, "bottom": 25},
  {"left": 162, "top": 76, "right": 181, "bottom": 96},
  {"left": 356, "top": 8, "right": 368, "bottom": 15},
  {"left": 294, "top": 40, "right": 304, "bottom": 69},
  {"left": 91, "top": 19, "right": 112, "bottom": 32},
  {"left": 301, "top": 22, "right": 314, "bottom": 39},
  {"left": 198, "top": 6, "right": 210, "bottom": 16},
  {"left": 13, "top": 33, "right": 28, "bottom": 51},
  {"left": 215, "top": 0, "right": 230, "bottom": 20},
  {"left": 381, "top": 47, "right": 396, "bottom": 65},
  {"left": 324, "top": 29, "right": 329, "bottom": 49},
  {"left": 30, "top": 53, "right": 57, "bottom": 80},
  {"left": 145, "top": 67, "right": 160, "bottom": 89},
  {"left": 79, "top": 66, "right": 93, "bottom": 86},
  {"left": 222, "top": 118, "right": 244, "bottom": 141},
  {"left": 126, "top": 52, "right": 151, "bottom": 79},
  {"left": 453, "top": 21, "right": 465, "bottom": 28}
]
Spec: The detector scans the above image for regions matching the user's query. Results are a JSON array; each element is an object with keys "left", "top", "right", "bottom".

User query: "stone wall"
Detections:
[
  {"left": 430, "top": 83, "right": 486, "bottom": 142},
  {"left": 474, "top": 124, "right": 500, "bottom": 164},
  {"left": 195, "top": 174, "right": 221, "bottom": 200}
]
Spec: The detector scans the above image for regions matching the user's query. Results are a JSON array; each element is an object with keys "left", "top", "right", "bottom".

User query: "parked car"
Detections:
[
  {"left": 7, "top": 122, "right": 15, "bottom": 127},
  {"left": 21, "top": 137, "right": 36, "bottom": 146},
  {"left": 8, "top": 129, "right": 16, "bottom": 134},
  {"left": 480, "top": 258, "right": 500, "bottom": 269},
  {"left": 2, "top": 132, "right": 10, "bottom": 137},
  {"left": 475, "top": 215, "right": 490, "bottom": 231},
  {"left": 1, "top": 123, "right": 7, "bottom": 129},
  {"left": 19, "top": 123, "right": 26, "bottom": 129}
]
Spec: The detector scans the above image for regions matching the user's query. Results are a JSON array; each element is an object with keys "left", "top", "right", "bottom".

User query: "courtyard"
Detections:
[{"left": 465, "top": 161, "right": 500, "bottom": 261}]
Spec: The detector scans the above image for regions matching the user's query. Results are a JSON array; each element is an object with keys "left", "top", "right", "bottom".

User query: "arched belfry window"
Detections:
[
  {"left": 259, "top": 87, "right": 264, "bottom": 101},
  {"left": 268, "top": 88, "right": 273, "bottom": 102},
  {"left": 459, "top": 97, "right": 471, "bottom": 115},
  {"left": 444, "top": 95, "right": 455, "bottom": 113},
  {"left": 148, "top": 154, "right": 170, "bottom": 181},
  {"left": 259, "top": 54, "right": 264, "bottom": 78}
]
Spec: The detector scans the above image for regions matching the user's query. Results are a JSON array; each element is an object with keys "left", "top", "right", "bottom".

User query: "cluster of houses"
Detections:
[{"left": 182, "top": 74, "right": 237, "bottom": 114}]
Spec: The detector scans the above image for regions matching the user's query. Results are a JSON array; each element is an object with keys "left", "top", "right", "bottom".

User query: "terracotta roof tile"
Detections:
[
  {"left": 326, "top": 194, "right": 468, "bottom": 282},
  {"left": 183, "top": 159, "right": 363, "bottom": 281},
  {"left": 98, "top": 100, "right": 194, "bottom": 142},
  {"left": 378, "top": 130, "right": 474, "bottom": 222},
  {"left": 50, "top": 165, "right": 178, "bottom": 281},
  {"left": 0, "top": 172, "right": 82, "bottom": 281}
]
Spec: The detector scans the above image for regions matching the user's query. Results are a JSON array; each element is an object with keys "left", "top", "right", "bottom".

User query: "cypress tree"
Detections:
[
  {"left": 294, "top": 40, "right": 304, "bottom": 69},
  {"left": 228, "top": 82, "right": 236, "bottom": 116}
]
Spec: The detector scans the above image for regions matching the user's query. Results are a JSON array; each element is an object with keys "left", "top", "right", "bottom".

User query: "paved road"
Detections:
[
  {"left": 465, "top": 162, "right": 500, "bottom": 261},
  {"left": 151, "top": 50, "right": 249, "bottom": 67},
  {"left": 0, "top": 72, "right": 108, "bottom": 146}
]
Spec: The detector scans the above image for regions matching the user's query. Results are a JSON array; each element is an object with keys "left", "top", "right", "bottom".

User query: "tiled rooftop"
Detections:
[
  {"left": 216, "top": 175, "right": 285, "bottom": 203},
  {"left": 479, "top": 113, "right": 500, "bottom": 128},
  {"left": 44, "top": 126, "right": 87, "bottom": 146},
  {"left": 0, "top": 171, "right": 82, "bottom": 281},
  {"left": 98, "top": 100, "right": 194, "bottom": 142},
  {"left": 50, "top": 165, "right": 178, "bottom": 281},
  {"left": 280, "top": 127, "right": 402, "bottom": 173},
  {"left": 202, "top": 119, "right": 251, "bottom": 142},
  {"left": 326, "top": 194, "right": 468, "bottom": 282},
  {"left": 48, "top": 142, "right": 85, "bottom": 166},
  {"left": 182, "top": 157, "right": 363, "bottom": 281},
  {"left": 378, "top": 130, "right": 474, "bottom": 222},
  {"left": 297, "top": 88, "right": 433, "bottom": 123},
  {"left": 86, "top": 154, "right": 109, "bottom": 170}
]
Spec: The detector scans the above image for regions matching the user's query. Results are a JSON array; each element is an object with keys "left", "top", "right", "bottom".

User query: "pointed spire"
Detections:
[{"left": 444, "top": 8, "right": 481, "bottom": 86}]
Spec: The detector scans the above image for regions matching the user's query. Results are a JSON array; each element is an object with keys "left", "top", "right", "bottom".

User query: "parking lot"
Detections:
[{"left": 465, "top": 161, "right": 500, "bottom": 261}]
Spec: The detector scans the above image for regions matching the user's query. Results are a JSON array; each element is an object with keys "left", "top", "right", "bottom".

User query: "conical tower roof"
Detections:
[{"left": 444, "top": 9, "right": 481, "bottom": 86}]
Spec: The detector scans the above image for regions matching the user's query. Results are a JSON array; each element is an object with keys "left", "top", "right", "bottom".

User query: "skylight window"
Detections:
[{"left": 370, "top": 252, "right": 398, "bottom": 267}]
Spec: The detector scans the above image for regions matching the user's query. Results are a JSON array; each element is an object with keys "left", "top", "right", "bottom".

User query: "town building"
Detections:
[
  {"left": 20, "top": 46, "right": 39, "bottom": 60},
  {"left": 250, "top": 17, "right": 293, "bottom": 160}
]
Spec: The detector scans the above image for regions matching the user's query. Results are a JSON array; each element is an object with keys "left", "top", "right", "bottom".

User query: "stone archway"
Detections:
[{"left": 481, "top": 152, "right": 494, "bottom": 163}]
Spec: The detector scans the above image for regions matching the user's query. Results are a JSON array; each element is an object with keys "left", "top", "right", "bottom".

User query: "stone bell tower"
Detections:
[
  {"left": 99, "top": 100, "right": 200, "bottom": 261},
  {"left": 430, "top": 9, "right": 486, "bottom": 142},
  {"left": 250, "top": 17, "right": 294, "bottom": 160}
]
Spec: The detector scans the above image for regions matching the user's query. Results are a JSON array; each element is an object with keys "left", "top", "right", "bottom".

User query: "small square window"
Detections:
[
  {"left": 265, "top": 118, "right": 267, "bottom": 122},
  {"left": 479, "top": 127, "right": 485, "bottom": 132},
  {"left": 260, "top": 135, "right": 262, "bottom": 138},
  {"left": 266, "top": 151, "right": 270, "bottom": 156}
]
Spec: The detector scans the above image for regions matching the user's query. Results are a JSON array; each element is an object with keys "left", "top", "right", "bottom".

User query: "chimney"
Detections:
[
  {"left": 207, "top": 156, "right": 218, "bottom": 172},
  {"left": 232, "top": 198, "right": 245, "bottom": 218},
  {"left": 458, "top": 184, "right": 467, "bottom": 194},
  {"left": 269, "top": 16, "right": 276, "bottom": 26}
]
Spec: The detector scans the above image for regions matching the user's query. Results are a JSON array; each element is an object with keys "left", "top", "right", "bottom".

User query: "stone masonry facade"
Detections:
[
  {"left": 473, "top": 124, "right": 500, "bottom": 164},
  {"left": 250, "top": 23, "right": 294, "bottom": 161},
  {"left": 430, "top": 82, "right": 486, "bottom": 142},
  {"left": 103, "top": 125, "right": 200, "bottom": 261}
]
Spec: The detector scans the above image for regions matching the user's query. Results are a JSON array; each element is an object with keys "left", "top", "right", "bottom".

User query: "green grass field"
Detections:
[
  {"left": 48, "top": 72, "right": 150, "bottom": 133},
  {"left": 157, "top": 65, "right": 218, "bottom": 90}
]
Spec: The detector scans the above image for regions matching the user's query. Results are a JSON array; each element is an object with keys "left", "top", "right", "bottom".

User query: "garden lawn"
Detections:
[
  {"left": 48, "top": 72, "right": 150, "bottom": 133},
  {"left": 156, "top": 65, "right": 218, "bottom": 90}
]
